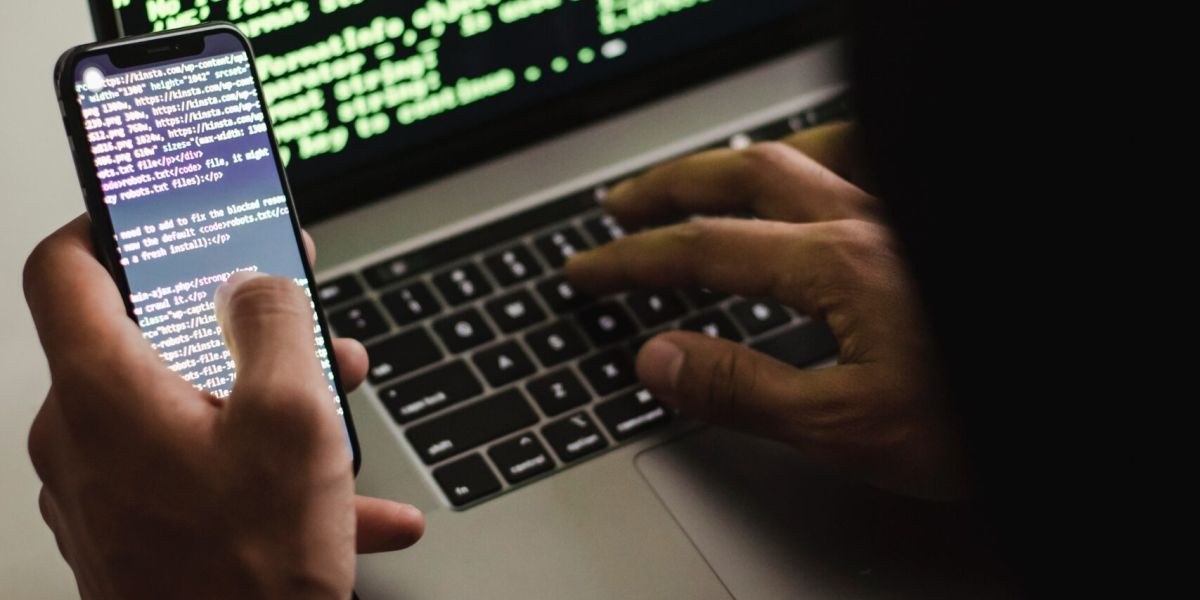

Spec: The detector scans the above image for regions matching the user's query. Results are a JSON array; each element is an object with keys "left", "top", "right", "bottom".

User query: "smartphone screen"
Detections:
[{"left": 64, "top": 29, "right": 357, "bottom": 461}]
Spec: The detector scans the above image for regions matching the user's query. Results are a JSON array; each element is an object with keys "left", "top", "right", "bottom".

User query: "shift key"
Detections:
[{"left": 406, "top": 389, "right": 538, "bottom": 465}]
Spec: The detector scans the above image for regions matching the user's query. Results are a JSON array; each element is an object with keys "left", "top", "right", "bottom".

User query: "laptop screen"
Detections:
[{"left": 95, "top": 2, "right": 826, "bottom": 219}]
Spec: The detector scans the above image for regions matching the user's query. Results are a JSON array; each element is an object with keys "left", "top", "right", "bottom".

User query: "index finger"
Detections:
[
  {"left": 23, "top": 216, "right": 171, "bottom": 389},
  {"left": 604, "top": 134, "right": 878, "bottom": 229}
]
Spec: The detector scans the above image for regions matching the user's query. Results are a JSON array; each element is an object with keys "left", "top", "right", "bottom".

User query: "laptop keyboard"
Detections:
[{"left": 319, "top": 92, "right": 850, "bottom": 508}]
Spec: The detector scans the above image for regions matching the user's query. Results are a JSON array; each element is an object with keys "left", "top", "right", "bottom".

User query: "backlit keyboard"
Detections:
[{"left": 319, "top": 92, "right": 849, "bottom": 508}]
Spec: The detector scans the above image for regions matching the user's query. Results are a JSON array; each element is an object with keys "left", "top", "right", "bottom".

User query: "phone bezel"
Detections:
[{"left": 54, "top": 23, "right": 362, "bottom": 474}]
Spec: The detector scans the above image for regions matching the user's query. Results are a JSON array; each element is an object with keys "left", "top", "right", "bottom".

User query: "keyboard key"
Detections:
[
  {"left": 576, "top": 302, "right": 638, "bottom": 347},
  {"left": 488, "top": 434, "right": 555, "bottom": 484},
  {"left": 543, "top": 412, "right": 609, "bottom": 463},
  {"left": 729, "top": 299, "right": 792, "bottom": 336},
  {"left": 381, "top": 281, "right": 442, "bottom": 326},
  {"left": 406, "top": 389, "right": 538, "bottom": 464},
  {"left": 596, "top": 388, "right": 672, "bottom": 440},
  {"left": 483, "top": 245, "right": 543, "bottom": 287},
  {"left": 579, "top": 349, "right": 637, "bottom": 396},
  {"left": 625, "top": 290, "right": 687, "bottom": 328},
  {"left": 366, "top": 328, "right": 443, "bottom": 384},
  {"left": 361, "top": 192, "right": 597, "bottom": 289},
  {"left": 472, "top": 341, "right": 537, "bottom": 388},
  {"left": 484, "top": 290, "right": 547, "bottom": 334},
  {"left": 682, "top": 310, "right": 744, "bottom": 342},
  {"left": 363, "top": 256, "right": 417, "bottom": 289},
  {"left": 534, "top": 226, "right": 591, "bottom": 268},
  {"left": 433, "top": 454, "right": 501, "bottom": 507},
  {"left": 526, "top": 369, "right": 591, "bottom": 416},
  {"left": 433, "top": 309, "right": 496, "bottom": 353},
  {"left": 806, "top": 92, "right": 852, "bottom": 126},
  {"left": 752, "top": 320, "right": 839, "bottom": 367},
  {"left": 316, "top": 275, "right": 364, "bottom": 306},
  {"left": 433, "top": 263, "right": 493, "bottom": 306},
  {"left": 327, "top": 301, "right": 389, "bottom": 342},
  {"left": 583, "top": 214, "right": 626, "bottom": 245},
  {"left": 682, "top": 288, "right": 729, "bottom": 309},
  {"left": 628, "top": 331, "right": 661, "bottom": 355},
  {"left": 747, "top": 118, "right": 796, "bottom": 142},
  {"left": 379, "top": 361, "right": 483, "bottom": 424},
  {"left": 525, "top": 321, "right": 589, "bottom": 367},
  {"left": 536, "top": 275, "right": 592, "bottom": 314}
]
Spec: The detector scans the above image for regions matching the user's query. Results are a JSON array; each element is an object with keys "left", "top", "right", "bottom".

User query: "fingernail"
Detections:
[
  {"left": 401, "top": 503, "right": 424, "bottom": 520},
  {"left": 638, "top": 337, "right": 685, "bottom": 403},
  {"left": 214, "top": 271, "right": 266, "bottom": 316}
]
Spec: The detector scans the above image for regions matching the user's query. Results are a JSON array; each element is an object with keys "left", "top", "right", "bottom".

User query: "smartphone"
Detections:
[{"left": 54, "top": 23, "right": 360, "bottom": 471}]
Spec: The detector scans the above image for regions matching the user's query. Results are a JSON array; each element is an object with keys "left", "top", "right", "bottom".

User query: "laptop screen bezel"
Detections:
[{"left": 87, "top": 3, "right": 842, "bottom": 223}]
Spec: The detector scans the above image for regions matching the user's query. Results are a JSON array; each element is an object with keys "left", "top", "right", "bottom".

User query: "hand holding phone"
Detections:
[
  {"left": 55, "top": 24, "right": 360, "bottom": 464},
  {"left": 25, "top": 24, "right": 424, "bottom": 598}
]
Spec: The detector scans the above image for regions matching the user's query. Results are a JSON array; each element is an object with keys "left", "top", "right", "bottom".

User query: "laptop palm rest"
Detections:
[{"left": 635, "top": 427, "right": 1015, "bottom": 599}]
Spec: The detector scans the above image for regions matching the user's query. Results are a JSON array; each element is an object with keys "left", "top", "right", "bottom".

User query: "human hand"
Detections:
[
  {"left": 24, "top": 216, "right": 424, "bottom": 599},
  {"left": 565, "top": 124, "right": 966, "bottom": 500}
]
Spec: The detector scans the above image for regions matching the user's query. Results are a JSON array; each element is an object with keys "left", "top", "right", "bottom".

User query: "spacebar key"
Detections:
[{"left": 406, "top": 389, "right": 538, "bottom": 465}]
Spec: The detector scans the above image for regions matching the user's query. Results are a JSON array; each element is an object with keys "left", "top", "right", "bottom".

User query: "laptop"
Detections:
[{"left": 88, "top": 2, "right": 1006, "bottom": 598}]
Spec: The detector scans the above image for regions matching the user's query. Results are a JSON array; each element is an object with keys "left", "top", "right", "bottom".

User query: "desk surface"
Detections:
[{"left": 0, "top": 2, "right": 94, "bottom": 595}]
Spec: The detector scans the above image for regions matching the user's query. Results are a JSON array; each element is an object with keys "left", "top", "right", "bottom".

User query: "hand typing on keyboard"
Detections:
[
  {"left": 566, "top": 123, "right": 967, "bottom": 500},
  {"left": 23, "top": 217, "right": 423, "bottom": 599}
]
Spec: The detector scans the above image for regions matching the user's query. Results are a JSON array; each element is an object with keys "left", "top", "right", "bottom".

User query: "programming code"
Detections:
[
  {"left": 75, "top": 37, "right": 341, "bottom": 407},
  {"left": 105, "top": 1, "right": 800, "bottom": 192}
]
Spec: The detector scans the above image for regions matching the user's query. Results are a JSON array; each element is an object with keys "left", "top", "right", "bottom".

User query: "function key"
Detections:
[
  {"left": 483, "top": 245, "right": 544, "bottom": 287},
  {"left": 363, "top": 255, "right": 414, "bottom": 289},
  {"left": 526, "top": 369, "right": 591, "bottom": 416},
  {"left": 378, "top": 360, "right": 483, "bottom": 424},
  {"left": 488, "top": 434, "right": 555, "bottom": 484},
  {"left": 726, "top": 132, "right": 754, "bottom": 150},
  {"left": 535, "top": 275, "right": 593, "bottom": 314},
  {"left": 806, "top": 93, "right": 852, "bottom": 126},
  {"left": 433, "top": 263, "right": 493, "bottom": 306},
  {"left": 579, "top": 349, "right": 637, "bottom": 397},
  {"left": 625, "top": 289, "right": 687, "bottom": 328},
  {"left": 681, "top": 287, "right": 729, "bottom": 309},
  {"left": 316, "top": 275, "right": 364, "bottom": 306},
  {"left": 472, "top": 341, "right": 537, "bottom": 388},
  {"left": 381, "top": 281, "right": 442, "bottom": 326},
  {"left": 729, "top": 299, "right": 791, "bottom": 336},
  {"left": 575, "top": 302, "right": 638, "bottom": 347},
  {"left": 583, "top": 214, "right": 626, "bottom": 245},
  {"left": 596, "top": 388, "right": 672, "bottom": 440},
  {"left": 433, "top": 308, "right": 496, "bottom": 353},
  {"left": 406, "top": 389, "right": 538, "bottom": 464},
  {"left": 484, "top": 290, "right": 547, "bottom": 334},
  {"left": 682, "top": 310, "right": 744, "bottom": 342},
  {"left": 746, "top": 118, "right": 796, "bottom": 142},
  {"left": 366, "top": 328, "right": 443, "bottom": 385},
  {"left": 525, "top": 321, "right": 589, "bottom": 367},
  {"left": 542, "top": 412, "right": 608, "bottom": 463},
  {"left": 327, "top": 301, "right": 389, "bottom": 342},
  {"left": 534, "top": 226, "right": 591, "bottom": 268},
  {"left": 433, "top": 454, "right": 501, "bottom": 507}
]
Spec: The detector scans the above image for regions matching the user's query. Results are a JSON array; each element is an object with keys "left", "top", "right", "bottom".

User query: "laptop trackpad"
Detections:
[{"left": 635, "top": 428, "right": 1014, "bottom": 599}]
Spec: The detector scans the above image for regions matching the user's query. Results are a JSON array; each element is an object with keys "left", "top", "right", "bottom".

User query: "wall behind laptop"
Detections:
[{"left": 0, "top": 1, "right": 94, "bottom": 596}]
